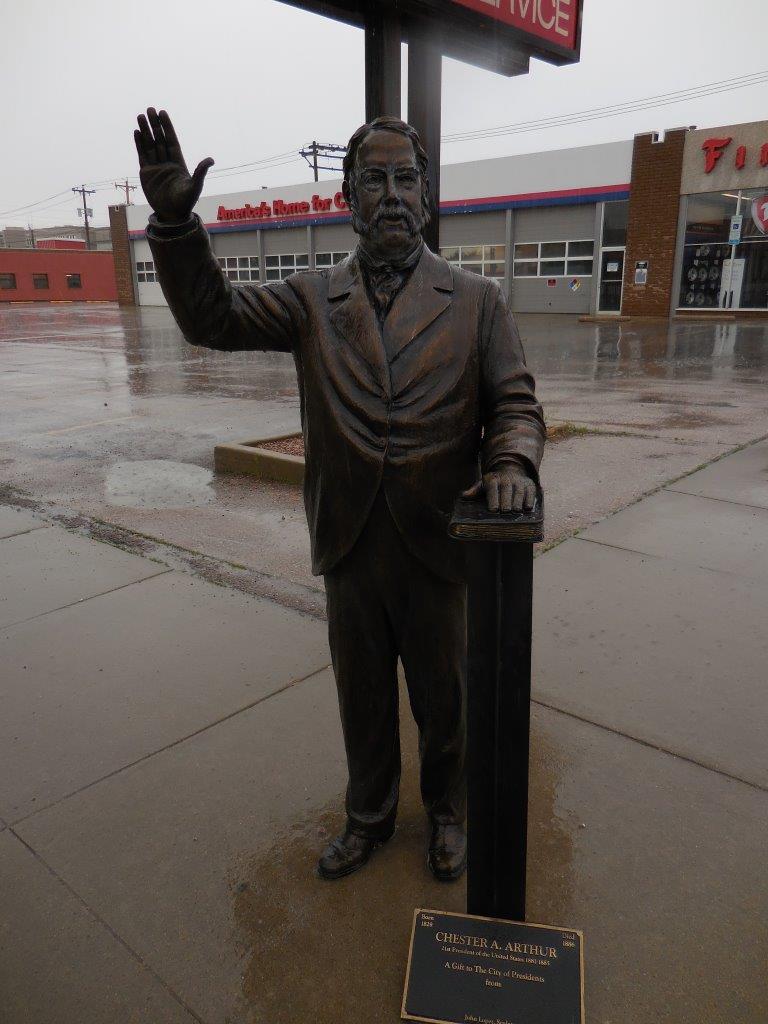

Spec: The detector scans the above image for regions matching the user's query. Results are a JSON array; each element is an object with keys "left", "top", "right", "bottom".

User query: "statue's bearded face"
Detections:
[{"left": 343, "top": 130, "right": 428, "bottom": 260}]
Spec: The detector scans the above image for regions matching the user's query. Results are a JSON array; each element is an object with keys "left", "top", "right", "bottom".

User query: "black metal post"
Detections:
[
  {"left": 407, "top": 19, "right": 442, "bottom": 253},
  {"left": 365, "top": 7, "right": 401, "bottom": 121},
  {"left": 450, "top": 494, "right": 543, "bottom": 922}
]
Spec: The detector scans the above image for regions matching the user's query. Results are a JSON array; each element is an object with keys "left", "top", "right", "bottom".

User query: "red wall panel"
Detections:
[{"left": 0, "top": 249, "right": 117, "bottom": 302}]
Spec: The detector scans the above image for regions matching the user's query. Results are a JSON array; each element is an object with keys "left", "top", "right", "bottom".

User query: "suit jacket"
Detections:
[{"left": 147, "top": 216, "right": 545, "bottom": 582}]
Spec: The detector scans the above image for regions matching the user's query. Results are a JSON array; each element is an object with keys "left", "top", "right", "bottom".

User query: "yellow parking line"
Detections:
[{"left": 0, "top": 414, "right": 138, "bottom": 441}]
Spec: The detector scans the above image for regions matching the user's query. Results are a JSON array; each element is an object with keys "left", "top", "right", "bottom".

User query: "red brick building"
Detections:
[{"left": 0, "top": 248, "right": 117, "bottom": 303}]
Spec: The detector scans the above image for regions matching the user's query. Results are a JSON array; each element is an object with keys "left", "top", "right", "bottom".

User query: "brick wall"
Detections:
[
  {"left": 108, "top": 204, "right": 135, "bottom": 306},
  {"left": 622, "top": 129, "right": 687, "bottom": 317}
]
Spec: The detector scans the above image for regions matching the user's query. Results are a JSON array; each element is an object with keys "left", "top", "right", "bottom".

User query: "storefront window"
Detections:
[
  {"left": 733, "top": 189, "right": 768, "bottom": 310},
  {"left": 678, "top": 190, "right": 768, "bottom": 310},
  {"left": 601, "top": 201, "right": 628, "bottom": 247}
]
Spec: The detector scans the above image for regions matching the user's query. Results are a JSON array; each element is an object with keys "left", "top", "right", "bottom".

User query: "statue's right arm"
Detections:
[
  {"left": 135, "top": 107, "right": 300, "bottom": 354},
  {"left": 146, "top": 214, "right": 299, "bottom": 354}
]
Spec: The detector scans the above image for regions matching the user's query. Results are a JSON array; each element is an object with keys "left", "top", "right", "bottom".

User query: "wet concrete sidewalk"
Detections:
[{"left": 1, "top": 437, "right": 767, "bottom": 1024}]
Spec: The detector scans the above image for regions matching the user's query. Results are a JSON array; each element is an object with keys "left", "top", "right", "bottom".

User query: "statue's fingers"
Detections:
[
  {"left": 485, "top": 476, "right": 500, "bottom": 512},
  {"left": 147, "top": 107, "right": 168, "bottom": 162},
  {"left": 133, "top": 129, "right": 149, "bottom": 168},
  {"left": 511, "top": 481, "right": 524, "bottom": 512},
  {"left": 522, "top": 481, "right": 536, "bottom": 510},
  {"left": 137, "top": 114, "right": 157, "bottom": 163},
  {"left": 499, "top": 481, "right": 513, "bottom": 512},
  {"left": 191, "top": 157, "right": 215, "bottom": 196},
  {"left": 158, "top": 110, "right": 179, "bottom": 151},
  {"left": 461, "top": 479, "right": 483, "bottom": 498}
]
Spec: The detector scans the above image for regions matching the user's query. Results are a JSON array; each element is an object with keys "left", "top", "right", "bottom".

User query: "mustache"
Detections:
[{"left": 371, "top": 202, "right": 420, "bottom": 231}]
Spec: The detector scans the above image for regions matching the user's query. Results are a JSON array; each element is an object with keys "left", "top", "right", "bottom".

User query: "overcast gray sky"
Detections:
[{"left": 2, "top": 0, "right": 767, "bottom": 229}]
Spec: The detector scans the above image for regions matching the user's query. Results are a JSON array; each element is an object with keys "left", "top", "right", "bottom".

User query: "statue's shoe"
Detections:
[
  {"left": 317, "top": 826, "right": 393, "bottom": 880},
  {"left": 428, "top": 823, "right": 467, "bottom": 882}
]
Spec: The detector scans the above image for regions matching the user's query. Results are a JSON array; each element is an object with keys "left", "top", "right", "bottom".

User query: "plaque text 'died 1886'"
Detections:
[{"left": 402, "top": 909, "right": 584, "bottom": 1024}]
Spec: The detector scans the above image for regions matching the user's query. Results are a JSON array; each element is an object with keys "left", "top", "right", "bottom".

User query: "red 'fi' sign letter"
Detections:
[{"left": 702, "top": 137, "right": 733, "bottom": 173}]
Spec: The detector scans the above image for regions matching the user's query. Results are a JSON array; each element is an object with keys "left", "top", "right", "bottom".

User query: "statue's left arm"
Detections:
[{"left": 470, "top": 282, "right": 546, "bottom": 512}]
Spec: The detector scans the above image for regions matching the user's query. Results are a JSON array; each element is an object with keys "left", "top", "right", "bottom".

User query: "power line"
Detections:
[
  {"left": 300, "top": 142, "right": 346, "bottom": 181},
  {"left": 8, "top": 68, "right": 767, "bottom": 219},
  {"left": 114, "top": 179, "right": 137, "bottom": 205},
  {"left": 205, "top": 156, "right": 304, "bottom": 183},
  {"left": 442, "top": 70, "right": 768, "bottom": 143},
  {"left": 0, "top": 189, "right": 72, "bottom": 217}
]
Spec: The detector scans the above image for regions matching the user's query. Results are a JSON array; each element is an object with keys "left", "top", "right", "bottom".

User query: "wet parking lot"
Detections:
[{"left": 2, "top": 302, "right": 768, "bottom": 592}]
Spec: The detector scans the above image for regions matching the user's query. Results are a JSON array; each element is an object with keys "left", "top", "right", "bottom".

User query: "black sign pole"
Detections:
[
  {"left": 407, "top": 17, "right": 441, "bottom": 253},
  {"left": 450, "top": 496, "right": 544, "bottom": 922},
  {"left": 365, "top": 6, "right": 402, "bottom": 120}
]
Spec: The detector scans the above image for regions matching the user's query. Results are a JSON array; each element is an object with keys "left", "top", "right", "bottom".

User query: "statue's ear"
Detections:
[{"left": 341, "top": 179, "right": 352, "bottom": 206}]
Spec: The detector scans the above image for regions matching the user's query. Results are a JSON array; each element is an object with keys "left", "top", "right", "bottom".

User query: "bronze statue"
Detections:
[{"left": 134, "top": 108, "right": 545, "bottom": 882}]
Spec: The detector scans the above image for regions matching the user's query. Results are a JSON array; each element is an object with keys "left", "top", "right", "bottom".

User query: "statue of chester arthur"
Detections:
[{"left": 135, "top": 108, "right": 545, "bottom": 883}]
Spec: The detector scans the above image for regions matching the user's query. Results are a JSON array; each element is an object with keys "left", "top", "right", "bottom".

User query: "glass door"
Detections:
[{"left": 598, "top": 249, "right": 625, "bottom": 312}]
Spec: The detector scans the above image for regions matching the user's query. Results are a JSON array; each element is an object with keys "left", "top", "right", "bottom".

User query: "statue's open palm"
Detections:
[{"left": 134, "top": 108, "right": 214, "bottom": 223}]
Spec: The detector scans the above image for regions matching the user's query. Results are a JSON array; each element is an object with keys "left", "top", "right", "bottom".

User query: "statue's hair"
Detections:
[{"left": 343, "top": 117, "right": 430, "bottom": 222}]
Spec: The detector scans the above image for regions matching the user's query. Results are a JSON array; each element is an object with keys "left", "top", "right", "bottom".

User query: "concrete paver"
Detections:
[
  {"left": 0, "top": 506, "right": 46, "bottom": 539},
  {"left": 14, "top": 668, "right": 351, "bottom": 1024},
  {"left": 14, "top": 676, "right": 768, "bottom": 1024},
  {"left": 580, "top": 488, "right": 768, "bottom": 581},
  {"left": 533, "top": 537, "right": 768, "bottom": 787},
  {"left": 0, "top": 569, "right": 329, "bottom": 822},
  {"left": 0, "top": 525, "right": 168, "bottom": 629},
  {"left": 669, "top": 436, "right": 768, "bottom": 508},
  {"left": 0, "top": 830, "right": 196, "bottom": 1024}
]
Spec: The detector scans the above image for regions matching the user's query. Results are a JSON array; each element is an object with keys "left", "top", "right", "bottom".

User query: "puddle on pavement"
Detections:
[
  {"left": 104, "top": 459, "right": 214, "bottom": 508},
  {"left": 228, "top": 707, "right": 574, "bottom": 1024}
]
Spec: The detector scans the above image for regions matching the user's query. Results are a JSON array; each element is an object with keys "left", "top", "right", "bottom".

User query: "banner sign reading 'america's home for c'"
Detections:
[{"left": 451, "top": 0, "right": 579, "bottom": 52}]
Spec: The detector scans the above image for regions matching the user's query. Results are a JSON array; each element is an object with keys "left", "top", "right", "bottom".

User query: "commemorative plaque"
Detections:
[{"left": 402, "top": 909, "right": 584, "bottom": 1024}]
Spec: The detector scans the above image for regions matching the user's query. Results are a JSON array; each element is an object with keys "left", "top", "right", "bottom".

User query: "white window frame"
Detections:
[
  {"left": 513, "top": 240, "right": 595, "bottom": 279},
  {"left": 217, "top": 255, "right": 260, "bottom": 282},
  {"left": 263, "top": 253, "right": 311, "bottom": 282},
  {"left": 135, "top": 259, "right": 156, "bottom": 284},
  {"left": 315, "top": 251, "right": 350, "bottom": 270},
  {"left": 440, "top": 243, "right": 506, "bottom": 280}
]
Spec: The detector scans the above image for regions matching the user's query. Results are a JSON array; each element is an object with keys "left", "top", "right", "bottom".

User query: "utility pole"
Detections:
[
  {"left": 299, "top": 142, "right": 346, "bottom": 180},
  {"left": 310, "top": 140, "right": 318, "bottom": 182},
  {"left": 114, "top": 179, "right": 136, "bottom": 205},
  {"left": 72, "top": 184, "right": 95, "bottom": 249},
  {"left": 27, "top": 223, "right": 35, "bottom": 248}
]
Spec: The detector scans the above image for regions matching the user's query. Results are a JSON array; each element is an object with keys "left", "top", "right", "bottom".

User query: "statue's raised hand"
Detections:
[{"left": 134, "top": 108, "right": 214, "bottom": 223}]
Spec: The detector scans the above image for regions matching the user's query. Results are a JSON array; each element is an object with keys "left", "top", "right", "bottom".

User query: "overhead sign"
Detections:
[
  {"left": 452, "top": 0, "right": 579, "bottom": 51},
  {"left": 681, "top": 122, "right": 768, "bottom": 195},
  {"left": 278, "top": 0, "right": 583, "bottom": 73}
]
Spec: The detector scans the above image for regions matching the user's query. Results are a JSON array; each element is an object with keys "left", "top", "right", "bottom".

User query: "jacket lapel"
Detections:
[
  {"left": 328, "top": 255, "right": 389, "bottom": 395},
  {"left": 383, "top": 247, "right": 453, "bottom": 362}
]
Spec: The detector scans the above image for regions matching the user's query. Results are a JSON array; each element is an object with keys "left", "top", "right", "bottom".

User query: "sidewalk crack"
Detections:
[
  {"left": 532, "top": 698, "right": 768, "bottom": 794},
  {"left": 9, "top": 662, "right": 331, "bottom": 829},
  {"left": 6, "top": 828, "right": 208, "bottom": 1023}
]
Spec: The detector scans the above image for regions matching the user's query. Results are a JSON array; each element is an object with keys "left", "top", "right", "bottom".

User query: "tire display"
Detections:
[{"left": 680, "top": 242, "right": 730, "bottom": 307}]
